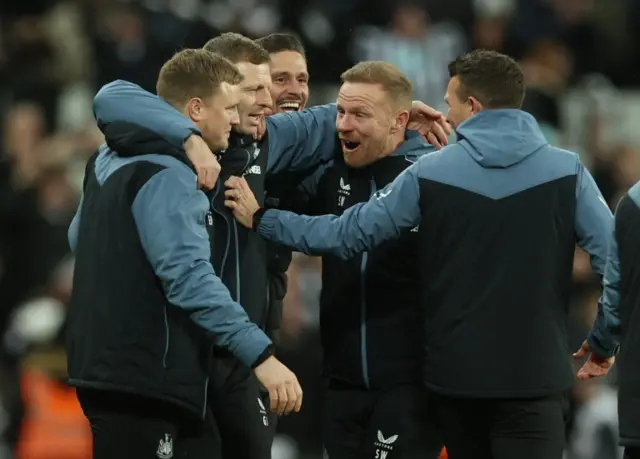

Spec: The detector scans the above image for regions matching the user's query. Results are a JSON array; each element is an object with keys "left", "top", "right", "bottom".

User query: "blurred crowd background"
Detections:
[{"left": 0, "top": 0, "right": 638, "bottom": 458}]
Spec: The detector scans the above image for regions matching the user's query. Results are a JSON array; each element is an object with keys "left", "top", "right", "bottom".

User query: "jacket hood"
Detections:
[
  {"left": 392, "top": 130, "right": 436, "bottom": 158},
  {"left": 455, "top": 109, "right": 548, "bottom": 168}
]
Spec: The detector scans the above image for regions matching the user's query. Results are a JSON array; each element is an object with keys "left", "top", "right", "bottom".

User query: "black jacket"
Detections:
[
  {"left": 614, "top": 186, "right": 640, "bottom": 446},
  {"left": 303, "top": 134, "right": 429, "bottom": 389},
  {"left": 67, "top": 148, "right": 271, "bottom": 418}
]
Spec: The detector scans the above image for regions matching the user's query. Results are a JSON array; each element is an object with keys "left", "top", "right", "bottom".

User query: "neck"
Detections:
[{"left": 380, "top": 129, "right": 405, "bottom": 158}]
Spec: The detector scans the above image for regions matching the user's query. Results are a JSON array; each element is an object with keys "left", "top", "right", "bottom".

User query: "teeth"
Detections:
[{"left": 279, "top": 102, "right": 300, "bottom": 109}]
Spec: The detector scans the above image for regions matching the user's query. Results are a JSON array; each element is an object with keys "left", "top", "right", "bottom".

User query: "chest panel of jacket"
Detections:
[
  {"left": 314, "top": 155, "right": 423, "bottom": 388},
  {"left": 206, "top": 136, "right": 269, "bottom": 328}
]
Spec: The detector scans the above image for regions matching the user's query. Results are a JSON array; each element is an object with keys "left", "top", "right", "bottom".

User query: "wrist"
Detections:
[
  {"left": 252, "top": 207, "right": 267, "bottom": 231},
  {"left": 251, "top": 344, "right": 274, "bottom": 368}
]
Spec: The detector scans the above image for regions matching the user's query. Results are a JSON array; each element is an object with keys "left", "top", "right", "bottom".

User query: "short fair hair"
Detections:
[
  {"left": 340, "top": 61, "right": 413, "bottom": 110},
  {"left": 255, "top": 33, "right": 306, "bottom": 57},
  {"left": 156, "top": 49, "right": 243, "bottom": 108},
  {"left": 448, "top": 49, "right": 524, "bottom": 109},
  {"left": 203, "top": 32, "right": 271, "bottom": 65}
]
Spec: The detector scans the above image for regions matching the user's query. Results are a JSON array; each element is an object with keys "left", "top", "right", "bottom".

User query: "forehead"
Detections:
[
  {"left": 445, "top": 76, "right": 461, "bottom": 102},
  {"left": 213, "top": 82, "right": 240, "bottom": 105},
  {"left": 236, "top": 62, "right": 272, "bottom": 87},
  {"left": 337, "top": 82, "right": 388, "bottom": 110},
  {"left": 269, "top": 51, "right": 308, "bottom": 75}
]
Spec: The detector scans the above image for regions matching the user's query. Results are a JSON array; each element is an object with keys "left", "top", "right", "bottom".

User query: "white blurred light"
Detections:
[
  {"left": 241, "top": 5, "right": 280, "bottom": 36},
  {"left": 204, "top": 2, "right": 236, "bottom": 29},
  {"left": 300, "top": 10, "right": 334, "bottom": 47}
]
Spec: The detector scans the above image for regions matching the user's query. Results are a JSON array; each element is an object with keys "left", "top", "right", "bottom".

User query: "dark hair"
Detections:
[
  {"left": 448, "top": 49, "right": 525, "bottom": 109},
  {"left": 203, "top": 32, "right": 270, "bottom": 65},
  {"left": 157, "top": 49, "right": 243, "bottom": 108},
  {"left": 255, "top": 33, "right": 306, "bottom": 57}
]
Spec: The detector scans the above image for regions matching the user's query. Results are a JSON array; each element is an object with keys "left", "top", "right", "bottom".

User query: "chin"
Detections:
[
  {"left": 238, "top": 124, "right": 258, "bottom": 137},
  {"left": 342, "top": 152, "right": 367, "bottom": 169}
]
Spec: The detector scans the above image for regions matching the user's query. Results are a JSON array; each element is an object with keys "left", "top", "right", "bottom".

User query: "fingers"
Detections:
[
  {"left": 283, "top": 381, "right": 297, "bottom": 415},
  {"left": 276, "top": 384, "right": 288, "bottom": 415},
  {"left": 293, "top": 380, "right": 303, "bottom": 413},
  {"left": 573, "top": 340, "right": 589, "bottom": 358},
  {"left": 225, "top": 175, "right": 249, "bottom": 186},
  {"left": 437, "top": 115, "right": 452, "bottom": 136},
  {"left": 432, "top": 122, "right": 450, "bottom": 146},
  {"left": 224, "top": 199, "right": 237, "bottom": 209},
  {"left": 268, "top": 387, "right": 279, "bottom": 413},
  {"left": 426, "top": 132, "right": 443, "bottom": 150},
  {"left": 196, "top": 167, "right": 218, "bottom": 190},
  {"left": 225, "top": 188, "right": 240, "bottom": 200},
  {"left": 577, "top": 362, "right": 609, "bottom": 380},
  {"left": 412, "top": 101, "right": 441, "bottom": 119}
]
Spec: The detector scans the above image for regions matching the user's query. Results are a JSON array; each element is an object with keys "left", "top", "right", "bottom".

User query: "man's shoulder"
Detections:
[{"left": 96, "top": 145, "right": 195, "bottom": 182}]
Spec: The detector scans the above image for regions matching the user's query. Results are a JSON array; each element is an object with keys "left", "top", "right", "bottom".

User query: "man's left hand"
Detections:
[
  {"left": 408, "top": 101, "right": 452, "bottom": 150},
  {"left": 225, "top": 176, "right": 260, "bottom": 228},
  {"left": 573, "top": 340, "right": 615, "bottom": 380}
]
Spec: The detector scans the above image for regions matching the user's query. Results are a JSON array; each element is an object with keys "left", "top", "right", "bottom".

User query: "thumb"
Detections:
[{"left": 573, "top": 340, "right": 589, "bottom": 358}]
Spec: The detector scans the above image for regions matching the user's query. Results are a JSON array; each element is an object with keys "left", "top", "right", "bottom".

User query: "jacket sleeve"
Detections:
[
  {"left": 257, "top": 159, "right": 424, "bottom": 259},
  {"left": 574, "top": 161, "right": 619, "bottom": 357},
  {"left": 68, "top": 197, "right": 82, "bottom": 253},
  {"left": 575, "top": 161, "right": 614, "bottom": 276},
  {"left": 131, "top": 167, "right": 272, "bottom": 367},
  {"left": 265, "top": 104, "right": 338, "bottom": 175},
  {"left": 587, "top": 202, "right": 622, "bottom": 358},
  {"left": 93, "top": 80, "right": 199, "bottom": 159}
]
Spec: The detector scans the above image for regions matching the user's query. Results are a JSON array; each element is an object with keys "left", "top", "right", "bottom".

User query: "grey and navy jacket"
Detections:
[
  {"left": 66, "top": 147, "right": 272, "bottom": 418},
  {"left": 290, "top": 132, "right": 434, "bottom": 389},
  {"left": 91, "top": 80, "right": 337, "bottom": 338},
  {"left": 254, "top": 109, "right": 619, "bottom": 398},
  {"left": 609, "top": 182, "right": 639, "bottom": 445}
]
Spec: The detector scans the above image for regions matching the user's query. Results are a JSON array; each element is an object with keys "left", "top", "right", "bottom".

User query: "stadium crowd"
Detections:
[{"left": 0, "top": 0, "right": 639, "bottom": 458}]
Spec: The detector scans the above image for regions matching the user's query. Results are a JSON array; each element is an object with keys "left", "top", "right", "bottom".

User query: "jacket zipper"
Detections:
[
  {"left": 234, "top": 149, "right": 253, "bottom": 303},
  {"left": 162, "top": 306, "right": 170, "bottom": 368},
  {"left": 211, "top": 180, "right": 231, "bottom": 280},
  {"left": 359, "top": 177, "right": 376, "bottom": 389}
]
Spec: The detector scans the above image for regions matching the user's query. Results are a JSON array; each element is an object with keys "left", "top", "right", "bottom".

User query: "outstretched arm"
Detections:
[{"left": 224, "top": 159, "right": 425, "bottom": 259}]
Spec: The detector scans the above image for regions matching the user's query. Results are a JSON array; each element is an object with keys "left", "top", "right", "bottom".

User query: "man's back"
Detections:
[{"left": 415, "top": 109, "right": 605, "bottom": 397}]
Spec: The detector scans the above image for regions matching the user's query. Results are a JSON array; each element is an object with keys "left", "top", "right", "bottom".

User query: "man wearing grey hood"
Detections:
[{"left": 227, "top": 50, "right": 619, "bottom": 459}]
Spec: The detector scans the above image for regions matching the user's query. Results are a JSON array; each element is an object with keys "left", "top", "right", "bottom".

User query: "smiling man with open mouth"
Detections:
[{"left": 256, "top": 33, "right": 309, "bottom": 114}]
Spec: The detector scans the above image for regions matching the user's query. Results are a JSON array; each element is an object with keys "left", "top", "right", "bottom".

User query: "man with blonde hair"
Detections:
[
  {"left": 66, "top": 49, "right": 302, "bottom": 459},
  {"left": 226, "top": 60, "right": 444, "bottom": 459}
]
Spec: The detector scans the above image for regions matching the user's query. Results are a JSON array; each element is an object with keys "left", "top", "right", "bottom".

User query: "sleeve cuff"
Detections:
[
  {"left": 587, "top": 330, "right": 618, "bottom": 359},
  {"left": 255, "top": 209, "right": 278, "bottom": 239},
  {"left": 251, "top": 344, "right": 275, "bottom": 368}
]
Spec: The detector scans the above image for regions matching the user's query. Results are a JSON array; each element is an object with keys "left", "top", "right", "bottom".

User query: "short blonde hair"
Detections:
[
  {"left": 156, "top": 49, "right": 244, "bottom": 108},
  {"left": 340, "top": 61, "right": 413, "bottom": 110}
]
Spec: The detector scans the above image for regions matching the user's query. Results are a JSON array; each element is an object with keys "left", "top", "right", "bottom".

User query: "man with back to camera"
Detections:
[
  {"left": 90, "top": 35, "right": 449, "bottom": 459},
  {"left": 65, "top": 49, "right": 302, "bottom": 459},
  {"left": 224, "top": 49, "right": 620, "bottom": 459}
]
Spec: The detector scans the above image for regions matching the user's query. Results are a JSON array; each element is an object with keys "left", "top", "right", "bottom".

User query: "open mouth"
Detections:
[
  {"left": 341, "top": 140, "right": 361, "bottom": 153},
  {"left": 277, "top": 101, "right": 301, "bottom": 112}
]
